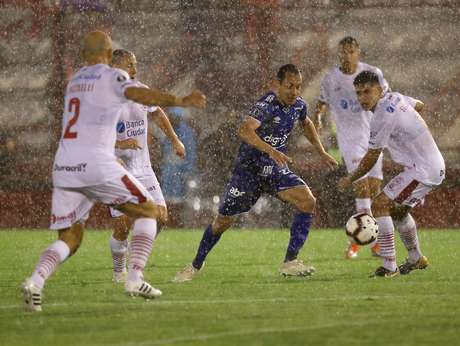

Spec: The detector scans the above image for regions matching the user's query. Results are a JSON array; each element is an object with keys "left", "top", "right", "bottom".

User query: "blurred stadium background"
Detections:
[{"left": 0, "top": 0, "right": 459, "bottom": 229}]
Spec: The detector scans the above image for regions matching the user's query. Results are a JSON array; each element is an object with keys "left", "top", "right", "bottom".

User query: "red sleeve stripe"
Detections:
[{"left": 121, "top": 175, "right": 147, "bottom": 203}]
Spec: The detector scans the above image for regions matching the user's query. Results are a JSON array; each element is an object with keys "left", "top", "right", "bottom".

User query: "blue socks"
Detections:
[
  {"left": 284, "top": 212, "right": 313, "bottom": 262},
  {"left": 192, "top": 225, "right": 221, "bottom": 269}
]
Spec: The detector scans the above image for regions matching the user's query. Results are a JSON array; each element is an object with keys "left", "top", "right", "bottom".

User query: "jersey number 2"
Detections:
[{"left": 63, "top": 97, "right": 80, "bottom": 139}]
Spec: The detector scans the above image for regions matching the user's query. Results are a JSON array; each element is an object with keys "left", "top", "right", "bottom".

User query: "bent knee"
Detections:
[
  {"left": 212, "top": 215, "right": 234, "bottom": 235},
  {"left": 296, "top": 194, "right": 316, "bottom": 213},
  {"left": 371, "top": 194, "right": 392, "bottom": 216}
]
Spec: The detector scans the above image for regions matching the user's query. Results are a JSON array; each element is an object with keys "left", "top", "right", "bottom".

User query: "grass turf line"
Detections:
[{"left": 0, "top": 229, "right": 459, "bottom": 346}]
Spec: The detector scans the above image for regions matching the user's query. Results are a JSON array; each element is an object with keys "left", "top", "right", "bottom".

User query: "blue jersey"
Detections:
[{"left": 236, "top": 91, "right": 308, "bottom": 167}]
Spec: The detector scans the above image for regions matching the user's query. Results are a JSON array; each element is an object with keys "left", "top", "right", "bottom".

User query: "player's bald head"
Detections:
[{"left": 81, "top": 30, "right": 112, "bottom": 63}]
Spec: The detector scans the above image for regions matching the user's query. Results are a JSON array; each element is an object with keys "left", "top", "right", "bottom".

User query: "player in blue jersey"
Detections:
[{"left": 173, "top": 64, "right": 338, "bottom": 282}]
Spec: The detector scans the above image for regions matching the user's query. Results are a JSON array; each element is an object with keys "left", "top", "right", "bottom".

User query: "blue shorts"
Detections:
[{"left": 218, "top": 163, "right": 307, "bottom": 216}]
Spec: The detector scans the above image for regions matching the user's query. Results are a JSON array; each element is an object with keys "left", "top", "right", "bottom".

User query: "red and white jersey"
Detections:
[
  {"left": 369, "top": 92, "right": 445, "bottom": 185},
  {"left": 319, "top": 62, "right": 389, "bottom": 152},
  {"left": 115, "top": 80, "right": 158, "bottom": 178},
  {"left": 52, "top": 64, "right": 137, "bottom": 187}
]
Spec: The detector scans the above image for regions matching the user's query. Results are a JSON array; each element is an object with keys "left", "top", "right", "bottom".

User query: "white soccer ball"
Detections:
[{"left": 345, "top": 213, "right": 379, "bottom": 245}]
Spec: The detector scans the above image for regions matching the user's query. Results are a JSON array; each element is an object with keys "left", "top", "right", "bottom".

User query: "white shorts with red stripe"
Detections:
[
  {"left": 342, "top": 145, "right": 384, "bottom": 180},
  {"left": 108, "top": 173, "right": 166, "bottom": 218},
  {"left": 383, "top": 170, "right": 436, "bottom": 207},
  {"left": 50, "top": 172, "right": 152, "bottom": 230}
]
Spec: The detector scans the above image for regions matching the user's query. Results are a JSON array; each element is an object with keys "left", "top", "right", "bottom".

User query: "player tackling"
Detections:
[
  {"left": 174, "top": 64, "right": 338, "bottom": 283},
  {"left": 21, "top": 31, "right": 206, "bottom": 311},
  {"left": 338, "top": 70, "right": 445, "bottom": 277},
  {"left": 108, "top": 49, "right": 186, "bottom": 282}
]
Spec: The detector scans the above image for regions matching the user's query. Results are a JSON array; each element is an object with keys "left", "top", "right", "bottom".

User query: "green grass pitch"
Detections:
[{"left": 1, "top": 229, "right": 459, "bottom": 346}]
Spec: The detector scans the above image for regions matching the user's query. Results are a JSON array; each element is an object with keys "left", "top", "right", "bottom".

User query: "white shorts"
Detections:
[
  {"left": 383, "top": 170, "right": 436, "bottom": 207},
  {"left": 109, "top": 174, "right": 166, "bottom": 218},
  {"left": 50, "top": 172, "right": 152, "bottom": 230},
  {"left": 341, "top": 146, "right": 383, "bottom": 180}
]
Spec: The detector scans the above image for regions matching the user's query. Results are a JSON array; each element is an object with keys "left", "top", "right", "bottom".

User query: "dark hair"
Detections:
[
  {"left": 277, "top": 64, "right": 301, "bottom": 82},
  {"left": 353, "top": 70, "right": 381, "bottom": 87},
  {"left": 112, "top": 49, "right": 133, "bottom": 64},
  {"left": 339, "top": 36, "right": 359, "bottom": 47}
]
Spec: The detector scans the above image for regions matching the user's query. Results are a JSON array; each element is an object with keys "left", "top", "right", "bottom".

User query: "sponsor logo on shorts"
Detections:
[
  {"left": 229, "top": 186, "right": 246, "bottom": 198},
  {"left": 51, "top": 210, "right": 76, "bottom": 225},
  {"left": 54, "top": 163, "right": 87, "bottom": 173}
]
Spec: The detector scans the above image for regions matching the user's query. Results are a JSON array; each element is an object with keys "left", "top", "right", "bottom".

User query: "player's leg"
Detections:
[
  {"left": 391, "top": 186, "right": 433, "bottom": 275},
  {"left": 173, "top": 214, "right": 236, "bottom": 283},
  {"left": 370, "top": 192, "right": 398, "bottom": 277},
  {"left": 91, "top": 172, "right": 163, "bottom": 298},
  {"left": 274, "top": 167, "right": 316, "bottom": 276},
  {"left": 109, "top": 207, "right": 132, "bottom": 283},
  {"left": 367, "top": 176, "right": 383, "bottom": 256},
  {"left": 173, "top": 168, "right": 259, "bottom": 283},
  {"left": 22, "top": 188, "right": 93, "bottom": 311}
]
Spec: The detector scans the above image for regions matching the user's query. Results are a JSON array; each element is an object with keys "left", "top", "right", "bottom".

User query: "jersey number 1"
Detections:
[{"left": 63, "top": 97, "right": 80, "bottom": 139}]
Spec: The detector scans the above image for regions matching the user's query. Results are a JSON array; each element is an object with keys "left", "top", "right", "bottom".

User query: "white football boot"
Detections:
[
  {"left": 279, "top": 259, "right": 315, "bottom": 277},
  {"left": 21, "top": 278, "right": 43, "bottom": 312},
  {"left": 125, "top": 280, "right": 162, "bottom": 299},
  {"left": 172, "top": 263, "right": 203, "bottom": 283},
  {"left": 112, "top": 270, "right": 127, "bottom": 283}
]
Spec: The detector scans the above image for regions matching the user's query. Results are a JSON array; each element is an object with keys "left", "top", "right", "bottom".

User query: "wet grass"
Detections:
[{"left": 0, "top": 229, "right": 459, "bottom": 346}]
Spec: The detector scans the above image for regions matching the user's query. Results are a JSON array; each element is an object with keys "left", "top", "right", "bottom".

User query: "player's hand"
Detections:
[
  {"left": 172, "top": 138, "right": 186, "bottom": 159},
  {"left": 269, "top": 148, "right": 292, "bottom": 167},
  {"left": 117, "top": 138, "right": 142, "bottom": 150},
  {"left": 320, "top": 151, "right": 338, "bottom": 169},
  {"left": 337, "top": 176, "right": 352, "bottom": 192},
  {"left": 180, "top": 90, "right": 207, "bottom": 109}
]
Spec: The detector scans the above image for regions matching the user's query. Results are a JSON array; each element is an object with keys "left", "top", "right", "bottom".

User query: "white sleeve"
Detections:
[
  {"left": 147, "top": 106, "right": 158, "bottom": 113},
  {"left": 318, "top": 76, "right": 329, "bottom": 104},
  {"left": 112, "top": 68, "right": 137, "bottom": 100},
  {"left": 368, "top": 109, "right": 396, "bottom": 149},
  {"left": 403, "top": 95, "right": 421, "bottom": 109}
]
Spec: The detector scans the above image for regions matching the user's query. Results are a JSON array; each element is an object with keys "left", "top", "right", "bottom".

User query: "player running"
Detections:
[
  {"left": 173, "top": 64, "right": 338, "bottom": 283},
  {"left": 108, "top": 49, "right": 186, "bottom": 283},
  {"left": 313, "top": 36, "right": 423, "bottom": 259},
  {"left": 312, "top": 36, "right": 387, "bottom": 258},
  {"left": 21, "top": 31, "right": 206, "bottom": 311},
  {"left": 338, "top": 70, "right": 445, "bottom": 277}
]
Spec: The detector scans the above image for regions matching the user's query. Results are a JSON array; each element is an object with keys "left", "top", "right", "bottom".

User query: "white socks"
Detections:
[
  {"left": 30, "top": 240, "right": 70, "bottom": 289},
  {"left": 127, "top": 218, "right": 157, "bottom": 283},
  {"left": 355, "top": 198, "right": 372, "bottom": 214},
  {"left": 110, "top": 236, "right": 128, "bottom": 273},
  {"left": 376, "top": 216, "right": 397, "bottom": 272},
  {"left": 394, "top": 214, "right": 422, "bottom": 263}
]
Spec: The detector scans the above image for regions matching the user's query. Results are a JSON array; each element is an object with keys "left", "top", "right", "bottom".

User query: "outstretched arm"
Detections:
[
  {"left": 301, "top": 118, "right": 338, "bottom": 168},
  {"left": 149, "top": 108, "right": 185, "bottom": 159},
  {"left": 311, "top": 100, "right": 328, "bottom": 133},
  {"left": 125, "top": 88, "right": 206, "bottom": 109}
]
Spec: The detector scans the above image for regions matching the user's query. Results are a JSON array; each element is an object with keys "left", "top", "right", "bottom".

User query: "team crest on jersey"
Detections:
[
  {"left": 117, "top": 75, "right": 127, "bottom": 82},
  {"left": 386, "top": 106, "right": 395, "bottom": 113},
  {"left": 340, "top": 99, "right": 348, "bottom": 109},
  {"left": 116, "top": 121, "right": 126, "bottom": 133},
  {"left": 273, "top": 116, "right": 281, "bottom": 124}
]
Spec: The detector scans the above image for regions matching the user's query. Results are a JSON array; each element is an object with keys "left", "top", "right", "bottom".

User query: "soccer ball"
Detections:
[{"left": 345, "top": 213, "right": 379, "bottom": 245}]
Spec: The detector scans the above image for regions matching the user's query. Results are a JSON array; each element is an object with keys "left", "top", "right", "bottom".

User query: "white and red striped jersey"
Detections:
[{"left": 53, "top": 63, "right": 137, "bottom": 187}]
